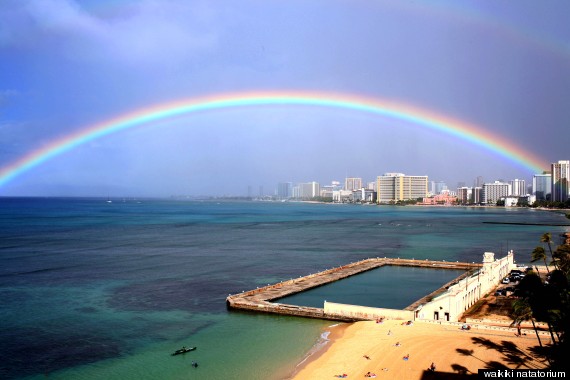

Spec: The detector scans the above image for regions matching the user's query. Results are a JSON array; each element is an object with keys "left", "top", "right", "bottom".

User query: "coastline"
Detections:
[
  {"left": 287, "top": 323, "right": 351, "bottom": 379},
  {"left": 290, "top": 319, "right": 549, "bottom": 379}
]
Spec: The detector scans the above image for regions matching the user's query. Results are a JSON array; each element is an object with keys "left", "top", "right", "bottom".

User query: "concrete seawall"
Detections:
[{"left": 226, "top": 257, "right": 482, "bottom": 322}]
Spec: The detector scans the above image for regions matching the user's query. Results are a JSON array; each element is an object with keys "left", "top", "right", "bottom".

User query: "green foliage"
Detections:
[
  {"left": 519, "top": 233, "right": 570, "bottom": 369},
  {"left": 531, "top": 199, "right": 570, "bottom": 209}
]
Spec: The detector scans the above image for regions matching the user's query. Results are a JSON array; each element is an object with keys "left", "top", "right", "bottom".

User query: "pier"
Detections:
[{"left": 226, "top": 257, "right": 482, "bottom": 322}]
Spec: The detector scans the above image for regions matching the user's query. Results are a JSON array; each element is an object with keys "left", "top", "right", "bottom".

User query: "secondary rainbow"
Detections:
[{"left": 0, "top": 90, "right": 548, "bottom": 188}]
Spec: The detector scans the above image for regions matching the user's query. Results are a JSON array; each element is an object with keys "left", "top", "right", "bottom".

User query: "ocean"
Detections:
[{"left": 0, "top": 198, "right": 568, "bottom": 380}]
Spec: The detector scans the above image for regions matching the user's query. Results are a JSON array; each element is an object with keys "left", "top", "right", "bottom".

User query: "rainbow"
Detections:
[{"left": 0, "top": 90, "right": 548, "bottom": 188}]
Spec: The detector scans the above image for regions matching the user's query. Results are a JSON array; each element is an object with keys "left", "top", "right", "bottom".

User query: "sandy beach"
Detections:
[{"left": 292, "top": 319, "right": 548, "bottom": 379}]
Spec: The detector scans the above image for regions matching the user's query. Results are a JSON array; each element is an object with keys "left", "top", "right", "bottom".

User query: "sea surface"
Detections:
[{"left": 0, "top": 198, "right": 568, "bottom": 380}]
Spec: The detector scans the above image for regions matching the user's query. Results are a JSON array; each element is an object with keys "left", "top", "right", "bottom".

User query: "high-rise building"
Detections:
[
  {"left": 552, "top": 160, "right": 570, "bottom": 202},
  {"left": 431, "top": 181, "right": 447, "bottom": 195},
  {"left": 475, "top": 176, "right": 484, "bottom": 187},
  {"left": 277, "top": 182, "right": 292, "bottom": 199},
  {"left": 344, "top": 177, "right": 362, "bottom": 191},
  {"left": 471, "top": 187, "right": 483, "bottom": 204},
  {"left": 376, "top": 173, "right": 428, "bottom": 203},
  {"left": 299, "top": 181, "right": 320, "bottom": 199},
  {"left": 457, "top": 187, "right": 471, "bottom": 205},
  {"left": 509, "top": 179, "right": 526, "bottom": 196},
  {"left": 482, "top": 181, "right": 511, "bottom": 204},
  {"left": 532, "top": 174, "right": 551, "bottom": 201}
]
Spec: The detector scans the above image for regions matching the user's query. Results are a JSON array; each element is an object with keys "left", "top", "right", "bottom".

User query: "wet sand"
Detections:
[{"left": 291, "top": 319, "right": 548, "bottom": 379}]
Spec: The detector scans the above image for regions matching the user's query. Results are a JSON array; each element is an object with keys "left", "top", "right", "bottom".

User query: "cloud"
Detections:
[{"left": 1, "top": 0, "right": 219, "bottom": 67}]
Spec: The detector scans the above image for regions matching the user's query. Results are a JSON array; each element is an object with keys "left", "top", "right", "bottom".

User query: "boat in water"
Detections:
[{"left": 171, "top": 346, "right": 196, "bottom": 356}]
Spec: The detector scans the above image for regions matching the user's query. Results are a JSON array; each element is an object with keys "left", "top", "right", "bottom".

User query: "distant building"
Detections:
[
  {"left": 509, "top": 179, "right": 526, "bottom": 196},
  {"left": 430, "top": 181, "right": 447, "bottom": 195},
  {"left": 532, "top": 173, "right": 551, "bottom": 201},
  {"left": 332, "top": 189, "right": 353, "bottom": 203},
  {"left": 420, "top": 190, "right": 457, "bottom": 205},
  {"left": 352, "top": 188, "right": 376, "bottom": 203},
  {"left": 504, "top": 195, "right": 536, "bottom": 207},
  {"left": 471, "top": 187, "right": 483, "bottom": 204},
  {"left": 552, "top": 160, "right": 570, "bottom": 202},
  {"left": 475, "top": 176, "right": 484, "bottom": 188},
  {"left": 344, "top": 177, "right": 362, "bottom": 191},
  {"left": 277, "top": 182, "right": 293, "bottom": 199},
  {"left": 482, "top": 181, "right": 511, "bottom": 204},
  {"left": 298, "top": 181, "right": 321, "bottom": 199},
  {"left": 457, "top": 187, "right": 471, "bottom": 205},
  {"left": 376, "top": 173, "right": 428, "bottom": 203},
  {"left": 320, "top": 182, "right": 342, "bottom": 199}
]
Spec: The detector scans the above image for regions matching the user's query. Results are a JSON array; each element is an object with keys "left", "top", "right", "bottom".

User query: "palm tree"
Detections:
[
  {"left": 541, "top": 233, "right": 558, "bottom": 270},
  {"left": 531, "top": 246, "right": 549, "bottom": 274},
  {"left": 553, "top": 244, "right": 570, "bottom": 277},
  {"left": 510, "top": 298, "right": 543, "bottom": 347}
]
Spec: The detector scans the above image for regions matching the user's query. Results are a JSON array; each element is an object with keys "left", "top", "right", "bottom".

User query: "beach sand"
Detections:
[{"left": 291, "top": 319, "right": 548, "bottom": 379}]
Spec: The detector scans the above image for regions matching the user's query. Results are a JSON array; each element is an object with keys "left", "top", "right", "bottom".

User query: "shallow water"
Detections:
[{"left": 0, "top": 198, "right": 567, "bottom": 379}]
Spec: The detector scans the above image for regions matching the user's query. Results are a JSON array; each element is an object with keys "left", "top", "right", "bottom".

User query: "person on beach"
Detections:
[
  {"left": 363, "top": 355, "right": 370, "bottom": 360},
  {"left": 394, "top": 342, "right": 401, "bottom": 347},
  {"left": 429, "top": 362, "right": 436, "bottom": 371},
  {"left": 387, "top": 330, "right": 392, "bottom": 335},
  {"left": 403, "top": 354, "right": 409, "bottom": 360}
]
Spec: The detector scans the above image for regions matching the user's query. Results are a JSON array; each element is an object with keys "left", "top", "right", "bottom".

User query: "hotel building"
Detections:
[
  {"left": 344, "top": 177, "right": 363, "bottom": 191},
  {"left": 509, "top": 179, "right": 526, "bottom": 196},
  {"left": 277, "top": 182, "right": 292, "bottom": 199},
  {"left": 533, "top": 173, "right": 551, "bottom": 201},
  {"left": 482, "top": 181, "right": 511, "bottom": 204},
  {"left": 552, "top": 160, "right": 570, "bottom": 202},
  {"left": 376, "top": 173, "right": 428, "bottom": 203}
]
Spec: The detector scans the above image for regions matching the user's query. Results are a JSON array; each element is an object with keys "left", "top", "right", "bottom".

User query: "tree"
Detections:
[
  {"left": 531, "top": 246, "right": 549, "bottom": 274},
  {"left": 553, "top": 244, "right": 570, "bottom": 277},
  {"left": 510, "top": 298, "right": 543, "bottom": 347},
  {"left": 541, "top": 233, "right": 558, "bottom": 270}
]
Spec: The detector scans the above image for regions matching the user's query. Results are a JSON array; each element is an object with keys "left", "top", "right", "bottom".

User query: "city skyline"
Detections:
[{"left": 1, "top": 1, "right": 569, "bottom": 197}]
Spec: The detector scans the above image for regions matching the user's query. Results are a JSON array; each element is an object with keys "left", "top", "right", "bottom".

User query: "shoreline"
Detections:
[
  {"left": 290, "top": 319, "right": 549, "bottom": 379},
  {"left": 287, "top": 323, "right": 351, "bottom": 379}
]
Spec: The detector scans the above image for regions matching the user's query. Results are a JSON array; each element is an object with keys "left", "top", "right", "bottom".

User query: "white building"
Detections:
[
  {"left": 482, "top": 181, "right": 511, "bottom": 204},
  {"left": 295, "top": 181, "right": 321, "bottom": 199},
  {"left": 509, "top": 179, "right": 526, "bottom": 196}
]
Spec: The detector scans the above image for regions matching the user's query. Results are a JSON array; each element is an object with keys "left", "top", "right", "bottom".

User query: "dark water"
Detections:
[{"left": 0, "top": 198, "right": 567, "bottom": 379}]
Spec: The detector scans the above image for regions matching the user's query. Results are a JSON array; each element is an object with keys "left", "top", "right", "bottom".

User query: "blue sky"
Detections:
[{"left": 1, "top": 0, "right": 569, "bottom": 197}]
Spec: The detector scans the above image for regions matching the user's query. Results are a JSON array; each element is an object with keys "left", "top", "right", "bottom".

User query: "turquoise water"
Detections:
[
  {"left": 277, "top": 266, "right": 465, "bottom": 309},
  {"left": 0, "top": 198, "right": 568, "bottom": 379}
]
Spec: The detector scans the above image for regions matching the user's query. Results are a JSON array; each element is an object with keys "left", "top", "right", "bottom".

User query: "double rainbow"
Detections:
[{"left": 0, "top": 91, "right": 548, "bottom": 188}]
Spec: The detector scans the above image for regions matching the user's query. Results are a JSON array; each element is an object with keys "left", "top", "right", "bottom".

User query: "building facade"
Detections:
[
  {"left": 482, "top": 181, "right": 511, "bottom": 204},
  {"left": 352, "top": 188, "right": 376, "bottom": 203},
  {"left": 277, "top": 182, "right": 292, "bottom": 199},
  {"left": 376, "top": 173, "right": 428, "bottom": 203},
  {"left": 552, "top": 160, "right": 570, "bottom": 202},
  {"left": 457, "top": 187, "right": 471, "bottom": 205},
  {"left": 509, "top": 179, "right": 526, "bottom": 196},
  {"left": 533, "top": 174, "right": 551, "bottom": 201},
  {"left": 344, "top": 177, "right": 362, "bottom": 191}
]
